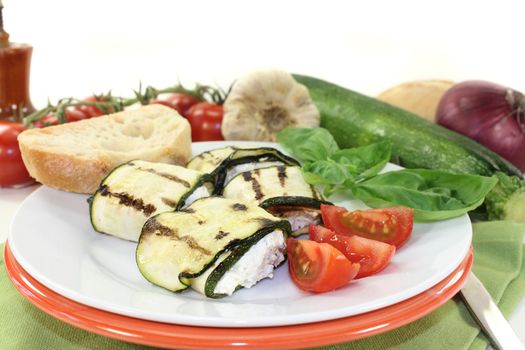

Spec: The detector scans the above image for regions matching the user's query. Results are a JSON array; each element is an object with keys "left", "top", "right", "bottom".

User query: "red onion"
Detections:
[{"left": 436, "top": 80, "right": 525, "bottom": 172}]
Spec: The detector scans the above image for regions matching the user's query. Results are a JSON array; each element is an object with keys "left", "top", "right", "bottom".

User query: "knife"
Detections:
[{"left": 459, "top": 272, "right": 525, "bottom": 350}]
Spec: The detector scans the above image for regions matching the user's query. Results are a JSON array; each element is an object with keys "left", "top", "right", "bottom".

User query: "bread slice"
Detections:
[{"left": 18, "top": 104, "right": 192, "bottom": 194}]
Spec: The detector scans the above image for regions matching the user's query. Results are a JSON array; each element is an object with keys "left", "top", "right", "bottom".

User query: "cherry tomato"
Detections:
[
  {"left": 0, "top": 121, "right": 33, "bottom": 187},
  {"left": 185, "top": 102, "right": 224, "bottom": 142},
  {"left": 286, "top": 238, "right": 359, "bottom": 293},
  {"left": 33, "top": 114, "right": 59, "bottom": 128},
  {"left": 149, "top": 93, "right": 200, "bottom": 116},
  {"left": 33, "top": 109, "right": 89, "bottom": 128},
  {"left": 75, "top": 96, "right": 112, "bottom": 118},
  {"left": 321, "top": 205, "right": 414, "bottom": 248},
  {"left": 64, "top": 108, "right": 89, "bottom": 122},
  {"left": 309, "top": 224, "right": 395, "bottom": 278}
]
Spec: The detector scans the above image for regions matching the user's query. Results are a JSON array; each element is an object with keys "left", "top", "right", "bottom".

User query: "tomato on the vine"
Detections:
[
  {"left": 74, "top": 96, "right": 112, "bottom": 118},
  {"left": 64, "top": 108, "right": 89, "bottom": 122},
  {"left": 33, "top": 114, "right": 59, "bottom": 128},
  {"left": 321, "top": 205, "right": 414, "bottom": 248},
  {"left": 0, "top": 121, "right": 33, "bottom": 187},
  {"left": 149, "top": 93, "right": 200, "bottom": 116},
  {"left": 34, "top": 109, "right": 89, "bottom": 128},
  {"left": 185, "top": 102, "right": 224, "bottom": 142},
  {"left": 286, "top": 238, "right": 359, "bottom": 293}
]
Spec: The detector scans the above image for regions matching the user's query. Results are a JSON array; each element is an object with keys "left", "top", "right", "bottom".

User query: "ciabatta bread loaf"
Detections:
[{"left": 18, "top": 104, "right": 192, "bottom": 194}]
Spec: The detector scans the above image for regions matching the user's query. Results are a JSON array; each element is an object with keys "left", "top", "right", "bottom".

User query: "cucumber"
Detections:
[{"left": 294, "top": 74, "right": 523, "bottom": 179}]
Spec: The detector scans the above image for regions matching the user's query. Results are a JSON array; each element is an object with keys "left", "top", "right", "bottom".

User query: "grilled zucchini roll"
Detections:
[
  {"left": 186, "top": 146, "right": 299, "bottom": 194},
  {"left": 89, "top": 160, "right": 213, "bottom": 242},
  {"left": 136, "top": 197, "right": 291, "bottom": 297},
  {"left": 223, "top": 165, "right": 330, "bottom": 234}
]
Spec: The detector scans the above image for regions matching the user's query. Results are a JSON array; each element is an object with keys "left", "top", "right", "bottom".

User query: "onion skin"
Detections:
[{"left": 436, "top": 80, "right": 525, "bottom": 172}]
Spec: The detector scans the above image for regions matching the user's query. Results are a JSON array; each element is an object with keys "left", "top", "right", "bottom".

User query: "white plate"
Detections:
[{"left": 8, "top": 141, "right": 472, "bottom": 328}]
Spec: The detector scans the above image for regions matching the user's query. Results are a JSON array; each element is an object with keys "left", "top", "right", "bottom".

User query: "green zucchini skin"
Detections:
[
  {"left": 294, "top": 74, "right": 523, "bottom": 179},
  {"left": 89, "top": 160, "right": 213, "bottom": 242},
  {"left": 213, "top": 151, "right": 298, "bottom": 195},
  {"left": 259, "top": 196, "right": 332, "bottom": 210},
  {"left": 135, "top": 196, "right": 291, "bottom": 294},
  {"left": 200, "top": 224, "right": 289, "bottom": 298},
  {"left": 187, "top": 146, "right": 300, "bottom": 195}
]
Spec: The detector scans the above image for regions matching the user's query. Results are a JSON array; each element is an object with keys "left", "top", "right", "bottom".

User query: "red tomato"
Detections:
[
  {"left": 0, "top": 121, "right": 33, "bottom": 187},
  {"left": 64, "top": 108, "right": 89, "bottom": 122},
  {"left": 286, "top": 238, "right": 359, "bottom": 293},
  {"left": 321, "top": 205, "right": 414, "bottom": 248},
  {"left": 309, "top": 224, "right": 395, "bottom": 278},
  {"left": 33, "top": 109, "right": 89, "bottom": 128},
  {"left": 33, "top": 114, "right": 59, "bottom": 128},
  {"left": 185, "top": 102, "right": 224, "bottom": 142},
  {"left": 75, "top": 96, "right": 112, "bottom": 118},
  {"left": 149, "top": 93, "right": 200, "bottom": 116}
]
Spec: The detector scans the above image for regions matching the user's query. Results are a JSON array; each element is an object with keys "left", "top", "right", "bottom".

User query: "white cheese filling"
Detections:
[
  {"left": 282, "top": 209, "right": 322, "bottom": 232},
  {"left": 214, "top": 229, "right": 286, "bottom": 295},
  {"left": 225, "top": 161, "right": 284, "bottom": 184},
  {"left": 182, "top": 185, "right": 211, "bottom": 208}
]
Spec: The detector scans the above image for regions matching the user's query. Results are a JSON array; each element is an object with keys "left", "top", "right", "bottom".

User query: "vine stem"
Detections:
[{"left": 23, "top": 82, "right": 228, "bottom": 127}]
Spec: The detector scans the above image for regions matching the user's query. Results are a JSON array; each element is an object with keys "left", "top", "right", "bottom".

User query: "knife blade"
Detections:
[{"left": 459, "top": 272, "right": 524, "bottom": 350}]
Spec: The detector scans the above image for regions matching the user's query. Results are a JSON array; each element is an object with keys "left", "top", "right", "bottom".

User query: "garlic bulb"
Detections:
[{"left": 221, "top": 70, "right": 320, "bottom": 141}]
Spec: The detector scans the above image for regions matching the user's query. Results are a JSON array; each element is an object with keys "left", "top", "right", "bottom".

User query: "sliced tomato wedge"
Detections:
[
  {"left": 321, "top": 204, "right": 413, "bottom": 248},
  {"left": 309, "top": 224, "right": 395, "bottom": 278},
  {"left": 286, "top": 238, "right": 359, "bottom": 293}
]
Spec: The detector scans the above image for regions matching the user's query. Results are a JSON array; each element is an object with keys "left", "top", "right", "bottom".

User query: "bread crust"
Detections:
[
  {"left": 18, "top": 145, "right": 111, "bottom": 193},
  {"left": 18, "top": 105, "right": 192, "bottom": 194}
]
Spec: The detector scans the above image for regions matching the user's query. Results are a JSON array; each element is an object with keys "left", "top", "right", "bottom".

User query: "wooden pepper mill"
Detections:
[{"left": 0, "top": 0, "right": 34, "bottom": 121}]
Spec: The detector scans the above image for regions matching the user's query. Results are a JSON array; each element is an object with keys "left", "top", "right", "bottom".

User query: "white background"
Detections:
[
  {"left": 4, "top": 0, "right": 525, "bottom": 106},
  {"left": 3, "top": 0, "right": 525, "bottom": 346}
]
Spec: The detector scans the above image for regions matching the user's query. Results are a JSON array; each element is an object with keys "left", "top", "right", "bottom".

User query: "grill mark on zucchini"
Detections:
[
  {"left": 136, "top": 166, "right": 191, "bottom": 187},
  {"left": 232, "top": 203, "right": 248, "bottom": 211},
  {"left": 142, "top": 218, "right": 212, "bottom": 255},
  {"left": 202, "top": 152, "right": 223, "bottom": 163},
  {"left": 253, "top": 217, "right": 277, "bottom": 227},
  {"left": 215, "top": 230, "right": 230, "bottom": 240},
  {"left": 161, "top": 197, "right": 178, "bottom": 208},
  {"left": 99, "top": 185, "right": 156, "bottom": 216},
  {"left": 142, "top": 219, "right": 176, "bottom": 237},
  {"left": 277, "top": 166, "right": 287, "bottom": 187},
  {"left": 180, "top": 235, "right": 212, "bottom": 255},
  {"left": 242, "top": 171, "right": 264, "bottom": 200}
]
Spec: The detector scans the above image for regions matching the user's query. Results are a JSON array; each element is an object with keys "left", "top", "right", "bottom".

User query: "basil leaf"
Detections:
[
  {"left": 330, "top": 141, "right": 391, "bottom": 181},
  {"left": 302, "top": 161, "right": 346, "bottom": 185},
  {"left": 302, "top": 160, "right": 348, "bottom": 197},
  {"left": 350, "top": 169, "right": 498, "bottom": 221},
  {"left": 276, "top": 127, "right": 339, "bottom": 163}
]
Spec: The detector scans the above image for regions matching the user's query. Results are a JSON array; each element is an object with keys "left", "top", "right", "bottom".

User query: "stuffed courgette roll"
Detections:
[
  {"left": 186, "top": 146, "right": 299, "bottom": 194},
  {"left": 223, "top": 165, "right": 330, "bottom": 234},
  {"left": 90, "top": 160, "right": 213, "bottom": 242},
  {"left": 136, "top": 197, "right": 291, "bottom": 297}
]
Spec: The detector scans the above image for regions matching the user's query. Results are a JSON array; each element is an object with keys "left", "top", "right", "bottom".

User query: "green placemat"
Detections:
[{"left": 2, "top": 221, "right": 524, "bottom": 350}]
